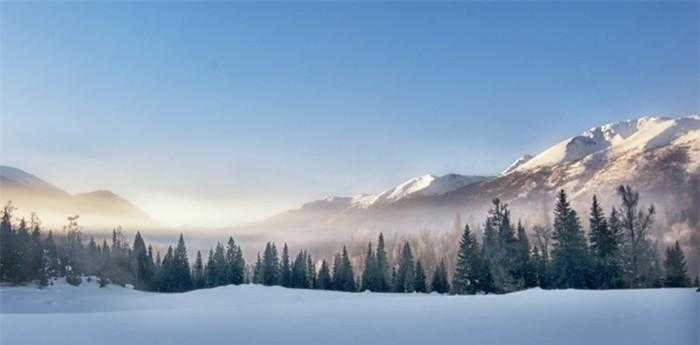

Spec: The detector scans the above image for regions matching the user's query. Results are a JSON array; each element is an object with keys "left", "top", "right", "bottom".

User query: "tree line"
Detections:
[{"left": 1, "top": 185, "right": 697, "bottom": 293}]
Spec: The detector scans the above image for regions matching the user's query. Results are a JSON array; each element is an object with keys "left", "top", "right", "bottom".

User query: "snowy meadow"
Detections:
[{"left": 1, "top": 278, "right": 698, "bottom": 345}]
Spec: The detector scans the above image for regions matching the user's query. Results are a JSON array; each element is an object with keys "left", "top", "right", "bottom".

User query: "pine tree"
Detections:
[
  {"left": 515, "top": 221, "right": 537, "bottom": 288},
  {"left": 454, "top": 224, "right": 480, "bottom": 294},
  {"left": 0, "top": 202, "right": 15, "bottom": 283},
  {"left": 306, "top": 253, "right": 316, "bottom": 289},
  {"left": 550, "top": 190, "right": 589, "bottom": 289},
  {"left": 331, "top": 252, "right": 342, "bottom": 290},
  {"left": 261, "top": 242, "right": 280, "bottom": 286},
  {"left": 337, "top": 246, "right": 356, "bottom": 292},
  {"left": 375, "top": 233, "right": 390, "bottom": 292},
  {"left": 45, "top": 231, "right": 60, "bottom": 278},
  {"left": 395, "top": 242, "right": 415, "bottom": 293},
  {"left": 231, "top": 241, "right": 245, "bottom": 285},
  {"left": 664, "top": 241, "right": 690, "bottom": 287},
  {"left": 29, "top": 218, "right": 44, "bottom": 282},
  {"left": 280, "top": 243, "right": 292, "bottom": 287},
  {"left": 430, "top": 258, "right": 450, "bottom": 294},
  {"left": 588, "top": 196, "right": 623, "bottom": 289},
  {"left": 14, "top": 218, "right": 32, "bottom": 284},
  {"left": 193, "top": 250, "right": 205, "bottom": 289},
  {"left": 131, "top": 231, "right": 154, "bottom": 290},
  {"left": 317, "top": 259, "right": 332, "bottom": 290},
  {"left": 252, "top": 252, "right": 262, "bottom": 284},
  {"left": 617, "top": 185, "right": 659, "bottom": 288},
  {"left": 414, "top": 260, "right": 427, "bottom": 293},
  {"left": 291, "top": 250, "right": 308, "bottom": 288},
  {"left": 172, "top": 234, "right": 192, "bottom": 291},
  {"left": 361, "top": 242, "right": 378, "bottom": 292},
  {"left": 210, "top": 242, "right": 227, "bottom": 286},
  {"left": 481, "top": 199, "right": 520, "bottom": 292}
]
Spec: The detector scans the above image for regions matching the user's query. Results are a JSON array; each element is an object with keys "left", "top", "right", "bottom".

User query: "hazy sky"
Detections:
[{"left": 1, "top": 2, "right": 698, "bottom": 227}]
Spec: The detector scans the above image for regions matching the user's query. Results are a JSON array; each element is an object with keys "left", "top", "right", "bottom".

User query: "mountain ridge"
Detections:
[{"left": 0, "top": 165, "right": 156, "bottom": 229}]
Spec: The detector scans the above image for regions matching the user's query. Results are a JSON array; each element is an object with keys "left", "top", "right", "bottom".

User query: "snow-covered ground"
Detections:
[{"left": 1, "top": 279, "right": 698, "bottom": 345}]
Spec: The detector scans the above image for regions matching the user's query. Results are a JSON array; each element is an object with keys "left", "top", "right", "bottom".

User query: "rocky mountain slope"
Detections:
[{"left": 252, "top": 115, "right": 699, "bottom": 248}]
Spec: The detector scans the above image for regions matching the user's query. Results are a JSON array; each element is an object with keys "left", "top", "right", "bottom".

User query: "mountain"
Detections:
[
  {"left": 246, "top": 115, "right": 699, "bottom": 253},
  {"left": 0, "top": 166, "right": 156, "bottom": 229}
]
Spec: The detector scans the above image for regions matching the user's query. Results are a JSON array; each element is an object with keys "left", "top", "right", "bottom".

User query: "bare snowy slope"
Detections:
[{"left": 1, "top": 278, "right": 697, "bottom": 345}]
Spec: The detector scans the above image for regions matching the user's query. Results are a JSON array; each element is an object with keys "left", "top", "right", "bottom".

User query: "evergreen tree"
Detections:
[
  {"left": 280, "top": 243, "right": 292, "bottom": 287},
  {"left": 231, "top": 240, "right": 245, "bottom": 285},
  {"left": 291, "top": 250, "right": 309, "bottom": 288},
  {"left": 617, "top": 185, "right": 660, "bottom": 288},
  {"left": 13, "top": 218, "right": 32, "bottom": 284},
  {"left": 172, "top": 234, "right": 192, "bottom": 291},
  {"left": 331, "top": 252, "right": 342, "bottom": 290},
  {"left": 192, "top": 250, "right": 205, "bottom": 289},
  {"left": 375, "top": 233, "right": 390, "bottom": 292},
  {"left": 454, "top": 224, "right": 480, "bottom": 294},
  {"left": 550, "top": 190, "right": 589, "bottom": 289},
  {"left": 261, "top": 242, "right": 280, "bottom": 286},
  {"left": 588, "top": 196, "right": 623, "bottom": 289},
  {"left": 663, "top": 241, "right": 690, "bottom": 287},
  {"left": 515, "top": 221, "right": 537, "bottom": 288},
  {"left": 414, "top": 260, "right": 427, "bottom": 293},
  {"left": 252, "top": 252, "right": 262, "bottom": 284},
  {"left": 395, "top": 241, "right": 415, "bottom": 293},
  {"left": 361, "top": 242, "right": 379, "bottom": 291},
  {"left": 317, "top": 259, "right": 332, "bottom": 290},
  {"left": 0, "top": 202, "right": 15, "bottom": 282},
  {"left": 336, "top": 246, "right": 356, "bottom": 292},
  {"left": 131, "top": 231, "right": 154, "bottom": 290},
  {"left": 62, "top": 215, "right": 84, "bottom": 283},
  {"left": 306, "top": 253, "right": 316, "bottom": 289},
  {"left": 481, "top": 199, "right": 520, "bottom": 292},
  {"left": 430, "top": 258, "right": 450, "bottom": 294},
  {"left": 29, "top": 218, "right": 44, "bottom": 282},
  {"left": 44, "top": 231, "right": 60, "bottom": 278}
]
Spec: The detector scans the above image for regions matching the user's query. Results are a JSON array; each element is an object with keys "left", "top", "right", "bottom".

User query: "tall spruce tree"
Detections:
[
  {"left": 336, "top": 246, "right": 356, "bottom": 292},
  {"left": 664, "top": 241, "right": 690, "bottom": 287},
  {"left": 193, "top": 250, "right": 205, "bottom": 289},
  {"left": 395, "top": 241, "right": 415, "bottom": 293},
  {"left": 317, "top": 259, "right": 332, "bottom": 290},
  {"left": 375, "top": 233, "right": 390, "bottom": 292},
  {"left": 280, "top": 243, "right": 292, "bottom": 287},
  {"left": 414, "top": 260, "right": 427, "bottom": 293},
  {"left": 515, "top": 221, "right": 537, "bottom": 288},
  {"left": 481, "top": 199, "right": 519, "bottom": 292},
  {"left": 172, "top": 234, "right": 193, "bottom": 291},
  {"left": 588, "top": 196, "right": 623, "bottom": 289},
  {"left": 551, "top": 190, "right": 589, "bottom": 289},
  {"left": 430, "top": 258, "right": 450, "bottom": 294},
  {"left": 261, "top": 242, "right": 280, "bottom": 286},
  {"left": 0, "top": 202, "right": 15, "bottom": 282},
  {"left": 454, "top": 224, "right": 480, "bottom": 294},
  {"left": 361, "top": 242, "right": 379, "bottom": 292}
]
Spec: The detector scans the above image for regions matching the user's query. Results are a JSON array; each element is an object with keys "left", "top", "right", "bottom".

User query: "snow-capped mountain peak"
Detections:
[
  {"left": 512, "top": 115, "right": 700, "bottom": 173},
  {"left": 350, "top": 173, "right": 489, "bottom": 208},
  {"left": 501, "top": 155, "right": 533, "bottom": 175}
]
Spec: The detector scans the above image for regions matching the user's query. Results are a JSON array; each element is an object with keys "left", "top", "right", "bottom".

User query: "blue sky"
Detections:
[{"left": 1, "top": 2, "right": 698, "bottom": 226}]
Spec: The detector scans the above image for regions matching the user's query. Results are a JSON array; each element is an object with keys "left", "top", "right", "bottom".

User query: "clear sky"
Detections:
[{"left": 1, "top": 2, "right": 698, "bottom": 227}]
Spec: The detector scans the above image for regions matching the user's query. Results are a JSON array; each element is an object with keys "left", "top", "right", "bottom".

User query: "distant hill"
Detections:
[{"left": 0, "top": 165, "right": 156, "bottom": 230}]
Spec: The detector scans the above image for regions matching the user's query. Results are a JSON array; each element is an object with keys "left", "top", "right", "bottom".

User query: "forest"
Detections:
[{"left": 0, "top": 185, "right": 696, "bottom": 294}]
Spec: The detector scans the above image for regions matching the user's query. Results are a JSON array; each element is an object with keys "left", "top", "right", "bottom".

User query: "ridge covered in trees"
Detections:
[{"left": 1, "top": 185, "right": 696, "bottom": 294}]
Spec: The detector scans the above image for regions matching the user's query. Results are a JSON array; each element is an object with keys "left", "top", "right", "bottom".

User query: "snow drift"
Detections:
[{"left": 1, "top": 279, "right": 698, "bottom": 345}]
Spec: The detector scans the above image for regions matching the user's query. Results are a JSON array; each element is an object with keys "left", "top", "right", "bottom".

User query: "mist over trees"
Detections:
[{"left": 1, "top": 185, "right": 696, "bottom": 294}]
